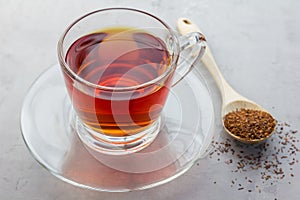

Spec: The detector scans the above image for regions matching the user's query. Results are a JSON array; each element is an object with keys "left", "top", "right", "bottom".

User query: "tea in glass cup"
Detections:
[{"left": 58, "top": 8, "right": 206, "bottom": 155}]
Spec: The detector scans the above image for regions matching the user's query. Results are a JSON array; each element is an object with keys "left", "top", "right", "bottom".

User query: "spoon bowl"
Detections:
[
  {"left": 177, "top": 18, "right": 276, "bottom": 144},
  {"left": 222, "top": 100, "right": 274, "bottom": 144}
]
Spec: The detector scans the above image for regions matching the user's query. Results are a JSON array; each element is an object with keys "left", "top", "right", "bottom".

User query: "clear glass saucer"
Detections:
[{"left": 20, "top": 64, "right": 215, "bottom": 192}]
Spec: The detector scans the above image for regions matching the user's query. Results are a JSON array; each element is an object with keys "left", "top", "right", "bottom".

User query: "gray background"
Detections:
[{"left": 1, "top": 0, "right": 299, "bottom": 199}]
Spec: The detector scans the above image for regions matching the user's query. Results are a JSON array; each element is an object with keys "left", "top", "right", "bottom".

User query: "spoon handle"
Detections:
[{"left": 177, "top": 18, "right": 246, "bottom": 105}]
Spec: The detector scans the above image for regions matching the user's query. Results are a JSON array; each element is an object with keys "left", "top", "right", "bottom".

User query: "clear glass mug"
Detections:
[{"left": 57, "top": 8, "right": 206, "bottom": 155}]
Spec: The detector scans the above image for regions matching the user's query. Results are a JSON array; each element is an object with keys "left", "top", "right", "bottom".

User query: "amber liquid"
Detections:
[{"left": 65, "top": 28, "right": 172, "bottom": 136}]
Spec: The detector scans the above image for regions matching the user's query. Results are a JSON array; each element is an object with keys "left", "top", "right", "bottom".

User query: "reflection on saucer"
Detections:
[{"left": 62, "top": 128, "right": 177, "bottom": 190}]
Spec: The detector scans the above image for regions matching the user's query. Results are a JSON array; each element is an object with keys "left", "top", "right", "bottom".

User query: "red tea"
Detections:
[{"left": 64, "top": 27, "right": 172, "bottom": 136}]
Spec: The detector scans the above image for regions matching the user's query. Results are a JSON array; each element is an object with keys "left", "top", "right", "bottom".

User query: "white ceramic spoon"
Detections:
[{"left": 177, "top": 18, "right": 276, "bottom": 144}]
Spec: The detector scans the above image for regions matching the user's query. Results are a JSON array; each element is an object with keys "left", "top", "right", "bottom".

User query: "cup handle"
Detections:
[{"left": 171, "top": 32, "right": 206, "bottom": 87}]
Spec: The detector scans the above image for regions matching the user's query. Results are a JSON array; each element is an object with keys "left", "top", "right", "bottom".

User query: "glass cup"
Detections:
[{"left": 57, "top": 8, "right": 206, "bottom": 155}]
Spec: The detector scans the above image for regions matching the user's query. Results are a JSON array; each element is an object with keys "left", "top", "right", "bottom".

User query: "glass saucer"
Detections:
[{"left": 20, "top": 64, "right": 215, "bottom": 192}]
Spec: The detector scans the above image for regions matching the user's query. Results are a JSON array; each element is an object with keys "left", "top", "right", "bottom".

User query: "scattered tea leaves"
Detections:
[{"left": 206, "top": 121, "right": 299, "bottom": 196}]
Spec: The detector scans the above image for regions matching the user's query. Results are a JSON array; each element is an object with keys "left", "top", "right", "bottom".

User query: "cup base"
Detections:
[{"left": 75, "top": 116, "right": 161, "bottom": 155}]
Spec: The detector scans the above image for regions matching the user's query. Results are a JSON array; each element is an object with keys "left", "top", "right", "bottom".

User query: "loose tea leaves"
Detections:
[
  {"left": 207, "top": 122, "right": 299, "bottom": 195},
  {"left": 224, "top": 109, "right": 276, "bottom": 140}
]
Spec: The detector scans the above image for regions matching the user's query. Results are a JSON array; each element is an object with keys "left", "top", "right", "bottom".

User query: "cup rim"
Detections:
[{"left": 57, "top": 7, "right": 180, "bottom": 91}]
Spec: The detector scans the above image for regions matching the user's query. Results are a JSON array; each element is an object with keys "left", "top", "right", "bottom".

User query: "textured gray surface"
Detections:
[{"left": 1, "top": 0, "right": 300, "bottom": 199}]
